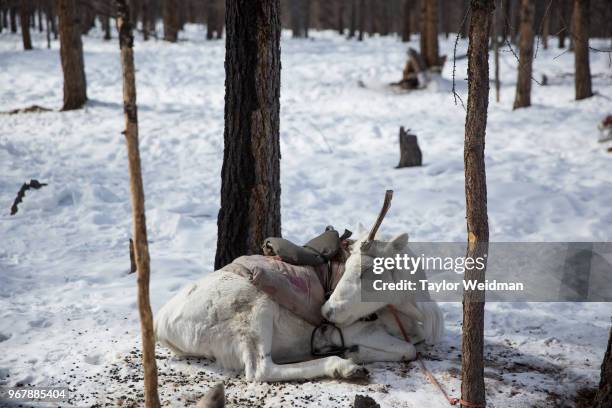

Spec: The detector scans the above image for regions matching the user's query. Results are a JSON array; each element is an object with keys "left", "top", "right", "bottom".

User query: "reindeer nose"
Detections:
[{"left": 323, "top": 307, "right": 333, "bottom": 320}]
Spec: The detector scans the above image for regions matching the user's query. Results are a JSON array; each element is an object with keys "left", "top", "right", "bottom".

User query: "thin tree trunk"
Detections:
[
  {"left": 20, "top": 0, "right": 33, "bottom": 50},
  {"left": 163, "top": 0, "right": 178, "bottom": 42},
  {"left": 422, "top": 0, "right": 440, "bottom": 68},
  {"left": 215, "top": 0, "right": 282, "bottom": 269},
  {"left": 558, "top": 0, "right": 567, "bottom": 48},
  {"left": 337, "top": 0, "right": 344, "bottom": 35},
  {"left": 103, "top": 15, "right": 111, "bottom": 40},
  {"left": 461, "top": 1, "right": 492, "bottom": 408},
  {"left": 594, "top": 326, "right": 612, "bottom": 407},
  {"left": 58, "top": 0, "right": 87, "bottom": 110},
  {"left": 115, "top": 1, "right": 161, "bottom": 407},
  {"left": 304, "top": 0, "right": 310, "bottom": 37},
  {"left": 573, "top": 0, "right": 592, "bottom": 100},
  {"left": 492, "top": 6, "right": 500, "bottom": 103},
  {"left": 142, "top": 0, "right": 149, "bottom": 40},
  {"left": 46, "top": 9, "right": 51, "bottom": 48},
  {"left": 402, "top": 0, "right": 410, "bottom": 42},
  {"left": 512, "top": 0, "right": 534, "bottom": 110},
  {"left": 357, "top": 0, "right": 365, "bottom": 40},
  {"left": 45, "top": 0, "right": 57, "bottom": 40},
  {"left": 542, "top": 2, "right": 549, "bottom": 49},
  {"left": 206, "top": 0, "right": 218, "bottom": 40},
  {"left": 10, "top": 7, "right": 17, "bottom": 33},
  {"left": 348, "top": 0, "right": 356, "bottom": 38},
  {"left": 37, "top": 3, "right": 43, "bottom": 32}
]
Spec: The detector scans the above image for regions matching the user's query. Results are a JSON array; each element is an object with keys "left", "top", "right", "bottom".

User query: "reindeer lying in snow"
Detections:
[{"left": 154, "top": 228, "right": 444, "bottom": 382}]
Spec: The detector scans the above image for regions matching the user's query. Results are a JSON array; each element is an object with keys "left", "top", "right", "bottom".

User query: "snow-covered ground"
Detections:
[{"left": 1, "top": 25, "right": 611, "bottom": 407}]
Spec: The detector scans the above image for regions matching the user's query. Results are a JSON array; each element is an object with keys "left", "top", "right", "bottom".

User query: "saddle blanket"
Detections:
[{"left": 222, "top": 255, "right": 344, "bottom": 326}]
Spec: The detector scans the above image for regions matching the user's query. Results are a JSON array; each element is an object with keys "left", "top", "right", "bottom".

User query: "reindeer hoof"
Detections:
[{"left": 346, "top": 365, "right": 369, "bottom": 380}]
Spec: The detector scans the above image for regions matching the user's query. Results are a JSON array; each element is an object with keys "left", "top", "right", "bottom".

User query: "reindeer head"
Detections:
[{"left": 321, "top": 229, "right": 409, "bottom": 326}]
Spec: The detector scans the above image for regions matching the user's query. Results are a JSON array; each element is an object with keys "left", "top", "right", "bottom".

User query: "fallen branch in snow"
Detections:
[
  {"left": 10, "top": 180, "right": 48, "bottom": 215},
  {"left": 1, "top": 105, "right": 53, "bottom": 115}
]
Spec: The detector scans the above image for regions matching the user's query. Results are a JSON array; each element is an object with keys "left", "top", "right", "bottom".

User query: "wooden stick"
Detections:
[
  {"left": 367, "top": 190, "right": 393, "bottom": 241},
  {"left": 116, "top": 1, "right": 161, "bottom": 407}
]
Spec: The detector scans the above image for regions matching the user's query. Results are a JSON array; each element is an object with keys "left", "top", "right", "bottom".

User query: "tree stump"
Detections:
[
  {"left": 397, "top": 127, "right": 422, "bottom": 168},
  {"left": 354, "top": 394, "right": 380, "bottom": 408},
  {"left": 398, "top": 48, "right": 428, "bottom": 89}
]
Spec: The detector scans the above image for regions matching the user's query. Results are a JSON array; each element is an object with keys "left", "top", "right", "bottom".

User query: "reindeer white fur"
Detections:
[{"left": 154, "top": 230, "right": 444, "bottom": 382}]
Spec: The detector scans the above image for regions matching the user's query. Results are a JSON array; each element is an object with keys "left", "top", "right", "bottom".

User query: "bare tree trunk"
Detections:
[
  {"left": 558, "top": 0, "right": 568, "bottom": 48},
  {"left": 163, "top": 0, "right": 178, "bottom": 42},
  {"left": 58, "top": 0, "right": 87, "bottom": 110},
  {"left": 573, "top": 0, "right": 592, "bottom": 100},
  {"left": 492, "top": 6, "right": 500, "bottom": 103},
  {"left": 461, "top": 1, "right": 492, "bottom": 408},
  {"left": 512, "top": 0, "right": 534, "bottom": 110},
  {"left": 115, "top": 1, "right": 161, "bottom": 407},
  {"left": 206, "top": 0, "right": 219, "bottom": 40},
  {"left": 290, "top": 0, "right": 306, "bottom": 38},
  {"left": 142, "top": 0, "right": 150, "bottom": 40},
  {"left": 542, "top": 2, "right": 549, "bottom": 49},
  {"left": 357, "top": 0, "right": 365, "bottom": 40},
  {"left": 215, "top": 0, "right": 282, "bottom": 269},
  {"left": 20, "top": 0, "right": 33, "bottom": 50},
  {"left": 594, "top": 326, "right": 612, "bottom": 407},
  {"left": 37, "top": 3, "right": 43, "bottom": 32},
  {"left": 421, "top": 0, "right": 440, "bottom": 68},
  {"left": 337, "top": 0, "right": 344, "bottom": 35},
  {"left": 10, "top": 7, "right": 17, "bottom": 33},
  {"left": 303, "top": 0, "right": 310, "bottom": 37},
  {"left": 348, "top": 0, "right": 356, "bottom": 38},
  {"left": 103, "top": 15, "right": 111, "bottom": 40},
  {"left": 402, "top": 0, "right": 410, "bottom": 42}
]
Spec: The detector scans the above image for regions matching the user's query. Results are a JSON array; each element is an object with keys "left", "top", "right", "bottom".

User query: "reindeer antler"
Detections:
[{"left": 367, "top": 190, "right": 393, "bottom": 241}]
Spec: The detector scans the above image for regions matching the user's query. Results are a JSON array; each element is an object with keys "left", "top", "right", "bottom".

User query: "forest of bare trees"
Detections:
[{"left": 2, "top": 1, "right": 611, "bottom": 407}]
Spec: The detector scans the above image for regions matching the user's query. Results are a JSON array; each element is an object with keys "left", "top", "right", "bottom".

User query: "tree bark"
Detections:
[
  {"left": 206, "top": 0, "right": 220, "bottom": 40},
  {"left": 215, "top": 0, "right": 282, "bottom": 270},
  {"left": 142, "top": 0, "right": 150, "bottom": 40},
  {"left": 337, "top": 0, "right": 344, "bottom": 35},
  {"left": 58, "top": 0, "right": 87, "bottom": 110},
  {"left": 402, "top": 0, "right": 410, "bottom": 42},
  {"left": 103, "top": 15, "right": 112, "bottom": 40},
  {"left": 357, "top": 0, "right": 365, "bottom": 40},
  {"left": 290, "top": 0, "right": 306, "bottom": 38},
  {"left": 558, "top": 0, "right": 568, "bottom": 48},
  {"left": 163, "top": 0, "right": 178, "bottom": 42},
  {"left": 115, "top": 1, "right": 161, "bottom": 407},
  {"left": 20, "top": 0, "right": 33, "bottom": 50},
  {"left": 573, "top": 0, "right": 592, "bottom": 100},
  {"left": 594, "top": 326, "right": 612, "bottom": 407},
  {"left": 461, "top": 1, "right": 492, "bottom": 408},
  {"left": 421, "top": 0, "right": 440, "bottom": 69},
  {"left": 348, "top": 0, "right": 356, "bottom": 38},
  {"left": 492, "top": 5, "right": 500, "bottom": 103},
  {"left": 542, "top": 2, "right": 550, "bottom": 49},
  {"left": 512, "top": 0, "right": 534, "bottom": 110},
  {"left": 10, "top": 7, "right": 17, "bottom": 33}
]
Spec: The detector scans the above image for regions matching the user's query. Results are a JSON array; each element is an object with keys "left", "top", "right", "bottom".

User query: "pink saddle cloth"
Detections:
[{"left": 222, "top": 255, "right": 344, "bottom": 326}]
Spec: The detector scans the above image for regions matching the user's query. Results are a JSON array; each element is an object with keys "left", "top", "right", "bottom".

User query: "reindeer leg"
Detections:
[{"left": 240, "top": 299, "right": 367, "bottom": 382}]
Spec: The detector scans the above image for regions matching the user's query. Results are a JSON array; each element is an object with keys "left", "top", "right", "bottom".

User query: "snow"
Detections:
[{"left": 1, "top": 25, "right": 611, "bottom": 407}]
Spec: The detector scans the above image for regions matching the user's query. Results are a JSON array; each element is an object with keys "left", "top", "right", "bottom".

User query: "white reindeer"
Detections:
[{"left": 154, "top": 231, "right": 444, "bottom": 382}]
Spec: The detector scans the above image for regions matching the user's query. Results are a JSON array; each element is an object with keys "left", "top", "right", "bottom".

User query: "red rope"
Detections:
[{"left": 386, "top": 305, "right": 485, "bottom": 408}]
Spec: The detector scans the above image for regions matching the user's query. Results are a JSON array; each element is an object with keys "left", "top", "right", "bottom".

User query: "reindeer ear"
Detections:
[{"left": 385, "top": 233, "right": 409, "bottom": 252}]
